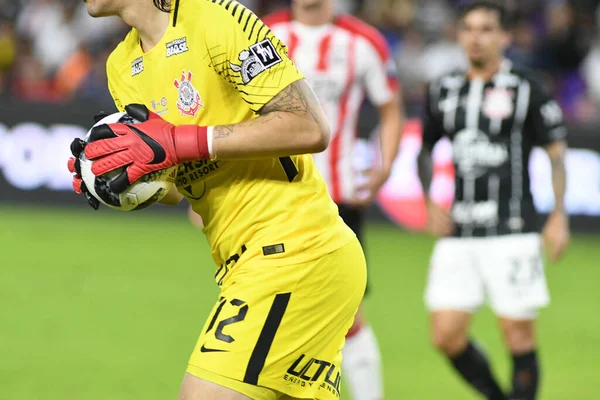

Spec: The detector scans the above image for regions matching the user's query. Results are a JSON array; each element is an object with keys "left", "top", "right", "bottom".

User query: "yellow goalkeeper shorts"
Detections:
[{"left": 187, "top": 237, "right": 366, "bottom": 399}]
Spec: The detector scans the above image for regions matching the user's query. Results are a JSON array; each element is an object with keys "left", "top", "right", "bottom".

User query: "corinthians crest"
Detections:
[
  {"left": 173, "top": 70, "right": 203, "bottom": 117},
  {"left": 230, "top": 39, "right": 282, "bottom": 84},
  {"left": 482, "top": 88, "right": 514, "bottom": 120}
]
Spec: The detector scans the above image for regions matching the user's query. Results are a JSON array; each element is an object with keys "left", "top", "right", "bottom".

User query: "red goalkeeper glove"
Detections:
[
  {"left": 67, "top": 150, "right": 101, "bottom": 210},
  {"left": 84, "top": 104, "right": 213, "bottom": 194},
  {"left": 66, "top": 112, "right": 112, "bottom": 210}
]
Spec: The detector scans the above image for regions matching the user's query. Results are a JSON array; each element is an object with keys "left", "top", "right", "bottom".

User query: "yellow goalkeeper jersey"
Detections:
[{"left": 105, "top": 0, "right": 354, "bottom": 271}]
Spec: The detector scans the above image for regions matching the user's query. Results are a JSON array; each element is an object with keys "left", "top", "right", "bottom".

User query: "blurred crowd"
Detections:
[{"left": 2, "top": 0, "right": 600, "bottom": 122}]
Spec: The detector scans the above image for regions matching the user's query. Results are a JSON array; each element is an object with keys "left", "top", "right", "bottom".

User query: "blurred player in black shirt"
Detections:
[{"left": 417, "top": 2, "right": 570, "bottom": 399}]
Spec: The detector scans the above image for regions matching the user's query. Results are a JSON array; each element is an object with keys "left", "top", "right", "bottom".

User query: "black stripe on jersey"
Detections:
[
  {"left": 279, "top": 157, "right": 299, "bottom": 182},
  {"left": 219, "top": 0, "right": 226, "bottom": 5},
  {"left": 225, "top": 0, "right": 234, "bottom": 10},
  {"left": 239, "top": 97, "right": 256, "bottom": 108},
  {"left": 254, "top": 24, "right": 265, "bottom": 43},
  {"left": 231, "top": 2, "right": 240, "bottom": 18},
  {"left": 244, "top": 293, "right": 291, "bottom": 385},
  {"left": 264, "top": 30, "right": 284, "bottom": 51},
  {"left": 173, "top": 0, "right": 181, "bottom": 27},
  {"left": 262, "top": 27, "right": 272, "bottom": 41},
  {"left": 243, "top": 10, "right": 253, "bottom": 31},
  {"left": 237, "top": 5, "right": 246, "bottom": 24},
  {"left": 248, "top": 16, "right": 260, "bottom": 40}
]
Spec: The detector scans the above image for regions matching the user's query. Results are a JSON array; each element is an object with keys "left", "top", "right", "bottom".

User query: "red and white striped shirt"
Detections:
[{"left": 264, "top": 10, "right": 398, "bottom": 204}]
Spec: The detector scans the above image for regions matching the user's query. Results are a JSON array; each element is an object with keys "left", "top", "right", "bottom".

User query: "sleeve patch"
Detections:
[
  {"left": 229, "top": 39, "right": 283, "bottom": 84},
  {"left": 540, "top": 100, "right": 564, "bottom": 127}
]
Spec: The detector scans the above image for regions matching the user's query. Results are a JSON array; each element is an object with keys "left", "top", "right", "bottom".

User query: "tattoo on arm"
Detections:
[
  {"left": 214, "top": 125, "right": 234, "bottom": 140},
  {"left": 417, "top": 147, "right": 434, "bottom": 197},
  {"left": 549, "top": 146, "right": 567, "bottom": 212},
  {"left": 212, "top": 80, "right": 327, "bottom": 144},
  {"left": 259, "top": 79, "right": 324, "bottom": 125}
]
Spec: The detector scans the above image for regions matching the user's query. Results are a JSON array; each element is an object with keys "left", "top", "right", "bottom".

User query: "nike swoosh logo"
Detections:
[
  {"left": 128, "top": 125, "right": 167, "bottom": 164},
  {"left": 200, "top": 344, "right": 228, "bottom": 353}
]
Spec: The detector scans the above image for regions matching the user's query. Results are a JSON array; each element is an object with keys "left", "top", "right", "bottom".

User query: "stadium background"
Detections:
[{"left": 1, "top": 0, "right": 599, "bottom": 399}]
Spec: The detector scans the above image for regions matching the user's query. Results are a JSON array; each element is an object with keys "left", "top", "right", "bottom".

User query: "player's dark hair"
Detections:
[
  {"left": 153, "top": 0, "right": 171, "bottom": 12},
  {"left": 460, "top": 1, "right": 509, "bottom": 30}
]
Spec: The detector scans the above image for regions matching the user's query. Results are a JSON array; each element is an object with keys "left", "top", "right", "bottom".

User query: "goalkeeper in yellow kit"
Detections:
[{"left": 67, "top": 0, "right": 366, "bottom": 399}]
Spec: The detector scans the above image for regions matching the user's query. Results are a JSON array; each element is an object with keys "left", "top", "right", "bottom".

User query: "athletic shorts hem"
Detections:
[
  {"left": 425, "top": 304, "right": 479, "bottom": 314},
  {"left": 425, "top": 304, "right": 544, "bottom": 320},
  {"left": 493, "top": 303, "right": 548, "bottom": 320}
]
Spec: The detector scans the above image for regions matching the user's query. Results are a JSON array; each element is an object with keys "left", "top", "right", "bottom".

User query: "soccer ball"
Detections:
[{"left": 79, "top": 112, "right": 178, "bottom": 211}]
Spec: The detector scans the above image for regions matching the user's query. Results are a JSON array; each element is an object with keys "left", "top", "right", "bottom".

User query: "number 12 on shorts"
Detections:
[
  {"left": 201, "top": 297, "right": 248, "bottom": 351},
  {"left": 200, "top": 293, "right": 292, "bottom": 385}
]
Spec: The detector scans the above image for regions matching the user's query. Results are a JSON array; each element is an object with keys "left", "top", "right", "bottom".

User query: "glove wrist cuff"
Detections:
[{"left": 173, "top": 125, "right": 213, "bottom": 162}]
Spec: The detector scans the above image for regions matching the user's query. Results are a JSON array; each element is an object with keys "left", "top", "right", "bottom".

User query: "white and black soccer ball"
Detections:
[{"left": 79, "top": 112, "right": 177, "bottom": 211}]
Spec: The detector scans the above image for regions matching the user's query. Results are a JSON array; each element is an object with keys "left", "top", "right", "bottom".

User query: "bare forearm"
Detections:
[
  {"left": 417, "top": 147, "right": 434, "bottom": 200},
  {"left": 159, "top": 185, "right": 184, "bottom": 205},
  {"left": 548, "top": 142, "right": 567, "bottom": 213},
  {"left": 212, "top": 112, "right": 325, "bottom": 159},
  {"left": 212, "top": 80, "right": 330, "bottom": 159},
  {"left": 378, "top": 95, "right": 404, "bottom": 174}
]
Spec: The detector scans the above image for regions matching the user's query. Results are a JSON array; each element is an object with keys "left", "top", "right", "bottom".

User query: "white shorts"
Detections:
[{"left": 424, "top": 233, "right": 550, "bottom": 320}]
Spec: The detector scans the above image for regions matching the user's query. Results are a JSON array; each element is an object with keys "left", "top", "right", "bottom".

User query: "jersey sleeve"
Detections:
[
  {"left": 421, "top": 81, "right": 444, "bottom": 151},
  {"left": 106, "top": 52, "right": 134, "bottom": 112},
  {"left": 360, "top": 34, "right": 399, "bottom": 107},
  {"left": 201, "top": 2, "right": 304, "bottom": 113},
  {"left": 527, "top": 78, "right": 567, "bottom": 146},
  {"left": 106, "top": 55, "right": 126, "bottom": 113},
  {"left": 107, "top": 79, "right": 125, "bottom": 113}
]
